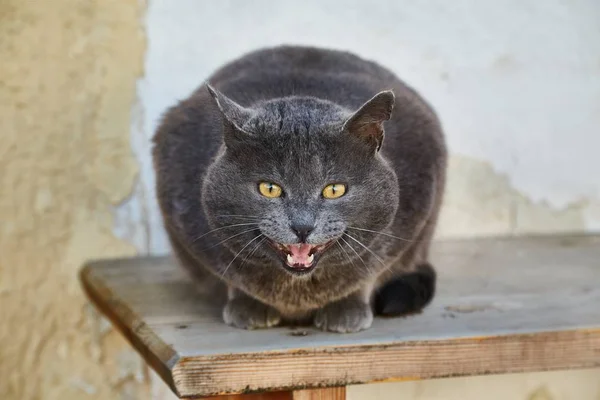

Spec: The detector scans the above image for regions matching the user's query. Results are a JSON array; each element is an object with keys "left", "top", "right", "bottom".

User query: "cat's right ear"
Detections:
[
  {"left": 343, "top": 90, "right": 395, "bottom": 153},
  {"left": 206, "top": 84, "right": 255, "bottom": 147}
]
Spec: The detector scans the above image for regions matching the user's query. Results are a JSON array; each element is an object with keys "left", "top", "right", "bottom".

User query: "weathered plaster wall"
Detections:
[
  {"left": 349, "top": 369, "right": 600, "bottom": 400},
  {"left": 0, "top": 1, "right": 149, "bottom": 399}
]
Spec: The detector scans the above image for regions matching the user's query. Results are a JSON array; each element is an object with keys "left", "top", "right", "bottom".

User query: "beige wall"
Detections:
[
  {"left": 0, "top": 1, "right": 148, "bottom": 399},
  {"left": 348, "top": 369, "right": 600, "bottom": 400}
]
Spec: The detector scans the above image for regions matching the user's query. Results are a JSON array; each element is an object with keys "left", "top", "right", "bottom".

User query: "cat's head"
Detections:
[{"left": 201, "top": 85, "right": 399, "bottom": 279}]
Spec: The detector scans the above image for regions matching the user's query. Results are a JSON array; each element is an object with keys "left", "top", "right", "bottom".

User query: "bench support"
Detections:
[{"left": 203, "top": 387, "right": 346, "bottom": 399}]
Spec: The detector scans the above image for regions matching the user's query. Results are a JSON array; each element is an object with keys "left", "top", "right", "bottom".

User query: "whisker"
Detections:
[
  {"left": 238, "top": 236, "right": 267, "bottom": 271},
  {"left": 192, "top": 222, "right": 259, "bottom": 243},
  {"left": 221, "top": 234, "right": 264, "bottom": 278},
  {"left": 199, "top": 227, "right": 260, "bottom": 251},
  {"left": 339, "top": 236, "right": 370, "bottom": 273},
  {"left": 347, "top": 226, "right": 413, "bottom": 242},
  {"left": 344, "top": 232, "right": 389, "bottom": 271},
  {"left": 335, "top": 240, "right": 355, "bottom": 267}
]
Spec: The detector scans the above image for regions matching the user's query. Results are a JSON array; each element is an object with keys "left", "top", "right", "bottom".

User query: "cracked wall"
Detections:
[
  {"left": 0, "top": 1, "right": 148, "bottom": 399},
  {"left": 437, "top": 155, "right": 599, "bottom": 238}
]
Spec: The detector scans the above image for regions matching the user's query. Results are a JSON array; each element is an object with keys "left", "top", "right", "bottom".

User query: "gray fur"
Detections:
[{"left": 153, "top": 46, "right": 447, "bottom": 332}]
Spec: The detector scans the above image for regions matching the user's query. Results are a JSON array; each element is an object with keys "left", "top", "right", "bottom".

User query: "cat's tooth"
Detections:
[
  {"left": 286, "top": 254, "right": 294, "bottom": 265},
  {"left": 307, "top": 254, "right": 314, "bottom": 264}
]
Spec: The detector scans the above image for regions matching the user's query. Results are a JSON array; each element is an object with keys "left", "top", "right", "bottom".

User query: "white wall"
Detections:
[
  {"left": 117, "top": 0, "right": 600, "bottom": 398},
  {"left": 124, "top": 0, "right": 600, "bottom": 254}
]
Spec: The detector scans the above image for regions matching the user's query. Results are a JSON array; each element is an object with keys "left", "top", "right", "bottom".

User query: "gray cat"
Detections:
[{"left": 153, "top": 46, "right": 446, "bottom": 333}]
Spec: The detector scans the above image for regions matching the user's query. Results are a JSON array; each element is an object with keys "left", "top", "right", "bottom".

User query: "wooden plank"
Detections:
[
  {"left": 293, "top": 388, "right": 346, "bottom": 400},
  {"left": 79, "top": 257, "right": 180, "bottom": 393},
  {"left": 80, "top": 234, "right": 600, "bottom": 398}
]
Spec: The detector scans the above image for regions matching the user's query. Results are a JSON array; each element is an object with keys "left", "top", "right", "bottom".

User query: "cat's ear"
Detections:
[
  {"left": 343, "top": 90, "right": 395, "bottom": 152},
  {"left": 206, "top": 84, "right": 255, "bottom": 146}
]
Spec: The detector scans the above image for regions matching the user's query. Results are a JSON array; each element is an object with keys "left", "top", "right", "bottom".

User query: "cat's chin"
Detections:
[{"left": 268, "top": 240, "right": 335, "bottom": 277}]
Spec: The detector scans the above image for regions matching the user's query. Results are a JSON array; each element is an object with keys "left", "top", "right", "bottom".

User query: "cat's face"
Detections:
[{"left": 201, "top": 88, "right": 398, "bottom": 280}]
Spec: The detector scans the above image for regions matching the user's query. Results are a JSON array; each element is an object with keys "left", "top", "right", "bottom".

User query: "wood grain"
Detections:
[
  {"left": 199, "top": 389, "right": 344, "bottom": 400},
  {"left": 80, "top": 234, "right": 600, "bottom": 398},
  {"left": 202, "top": 392, "right": 292, "bottom": 400},
  {"left": 293, "top": 388, "right": 345, "bottom": 400}
]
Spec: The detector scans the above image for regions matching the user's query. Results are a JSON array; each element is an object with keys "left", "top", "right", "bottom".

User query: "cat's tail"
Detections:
[{"left": 374, "top": 262, "right": 437, "bottom": 316}]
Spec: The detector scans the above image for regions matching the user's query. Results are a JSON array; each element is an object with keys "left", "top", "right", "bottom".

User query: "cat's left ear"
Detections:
[
  {"left": 343, "top": 90, "right": 395, "bottom": 152},
  {"left": 206, "top": 84, "right": 255, "bottom": 147}
]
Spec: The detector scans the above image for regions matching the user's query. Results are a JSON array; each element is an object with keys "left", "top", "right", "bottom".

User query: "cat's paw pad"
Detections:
[
  {"left": 223, "top": 297, "right": 281, "bottom": 330},
  {"left": 314, "top": 299, "right": 373, "bottom": 333}
]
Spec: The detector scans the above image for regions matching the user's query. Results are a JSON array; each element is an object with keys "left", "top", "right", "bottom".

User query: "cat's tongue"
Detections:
[{"left": 286, "top": 244, "right": 314, "bottom": 268}]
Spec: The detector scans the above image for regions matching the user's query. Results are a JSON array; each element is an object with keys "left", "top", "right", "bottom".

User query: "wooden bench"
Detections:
[{"left": 80, "top": 234, "right": 600, "bottom": 399}]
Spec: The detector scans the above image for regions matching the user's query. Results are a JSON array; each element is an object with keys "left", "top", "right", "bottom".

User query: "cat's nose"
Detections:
[{"left": 291, "top": 224, "right": 314, "bottom": 243}]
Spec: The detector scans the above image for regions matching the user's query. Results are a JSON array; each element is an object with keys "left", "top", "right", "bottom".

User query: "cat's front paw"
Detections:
[
  {"left": 223, "top": 297, "right": 282, "bottom": 330},
  {"left": 314, "top": 297, "right": 373, "bottom": 333}
]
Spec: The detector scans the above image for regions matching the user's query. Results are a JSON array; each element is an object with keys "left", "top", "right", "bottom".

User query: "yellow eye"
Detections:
[
  {"left": 258, "top": 182, "right": 283, "bottom": 198},
  {"left": 322, "top": 183, "right": 347, "bottom": 199}
]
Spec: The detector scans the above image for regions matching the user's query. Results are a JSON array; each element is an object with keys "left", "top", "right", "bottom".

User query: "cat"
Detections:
[{"left": 153, "top": 45, "right": 447, "bottom": 333}]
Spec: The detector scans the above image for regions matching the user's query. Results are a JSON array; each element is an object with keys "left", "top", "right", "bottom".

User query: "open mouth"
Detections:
[{"left": 269, "top": 240, "right": 334, "bottom": 274}]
